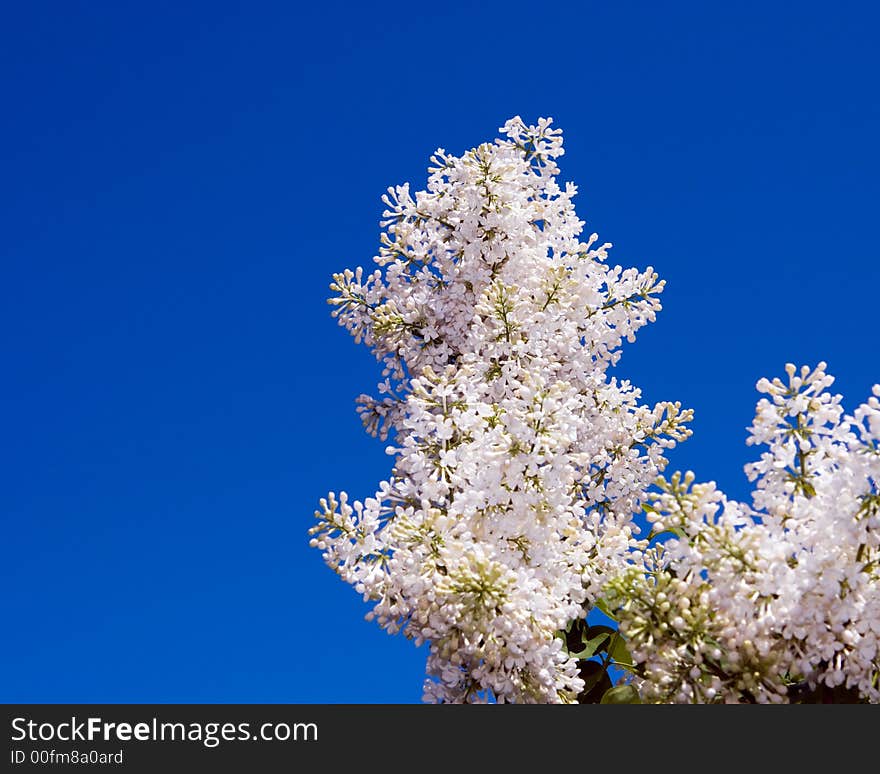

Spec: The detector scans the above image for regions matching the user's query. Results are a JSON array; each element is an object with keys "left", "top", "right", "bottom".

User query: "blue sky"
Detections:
[{"left": 2, "top": 1, "right": 877, "bottom": 703}]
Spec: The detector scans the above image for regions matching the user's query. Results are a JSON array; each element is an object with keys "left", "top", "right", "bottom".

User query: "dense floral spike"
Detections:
[
  {"left": 611, "top": 365, "right": 880, "bottom": 703},
  {"left": 309, "top": 117, "right": 691, "bottom": 703}
]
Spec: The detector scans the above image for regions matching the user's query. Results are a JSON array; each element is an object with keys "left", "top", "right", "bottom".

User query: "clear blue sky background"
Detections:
[{"left": 2, "top": 1, "right": 877, "bottom": 703}]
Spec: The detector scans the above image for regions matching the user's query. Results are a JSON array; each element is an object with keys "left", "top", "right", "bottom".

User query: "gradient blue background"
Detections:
[{"left": 2, "top": 1, "right": 877, "bottom": 702}]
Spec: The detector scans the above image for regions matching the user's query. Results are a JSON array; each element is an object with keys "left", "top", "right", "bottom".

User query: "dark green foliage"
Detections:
[{"left": 560, "top": 614, "right": 641, "bottom": 704}]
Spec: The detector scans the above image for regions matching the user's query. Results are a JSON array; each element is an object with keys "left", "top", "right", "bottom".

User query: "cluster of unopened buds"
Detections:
[{"left": 610, "top": 364, "right": 879, "bottom": 703}]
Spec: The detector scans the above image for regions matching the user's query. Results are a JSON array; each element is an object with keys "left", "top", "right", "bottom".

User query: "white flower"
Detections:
[
  {"left": 310, "top": 117, "right": 691, "bottom": 703},
  {"left": 613, "top": 363, "right": 880, "bottom": 703}
]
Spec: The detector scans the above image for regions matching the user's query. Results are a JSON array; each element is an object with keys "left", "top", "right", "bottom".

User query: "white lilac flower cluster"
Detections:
[
  {"left": 610, "top": 364, "right": 880, "bottom": 703},
  {"left": 309, "top": 117, "right": 691, "bottom": 703}
]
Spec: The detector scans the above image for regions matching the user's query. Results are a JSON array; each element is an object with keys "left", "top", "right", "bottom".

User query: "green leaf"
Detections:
[
  {"left": 578, "top": 660, "right": 604, "bottom": 693},
  {"left": 648, "top": 527, "right": 685, "bottom": 544},
  {"left": 608, "top": 633, "right": 634, "bottom": 668},
  {"left": 584, "top": 625, "right": 617, "bottom": 654},
  {"left": 577, "top": 661, "right": 613, "bottom": 704},
  {"left": 563, "top": 618, "right": 587, "bottom": 653},
  {"left": 600, "top": 684, "right": 642, "bottom": 704},
  {"left": 570, "top": 631, "right": 610, "bottom": 659}
]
